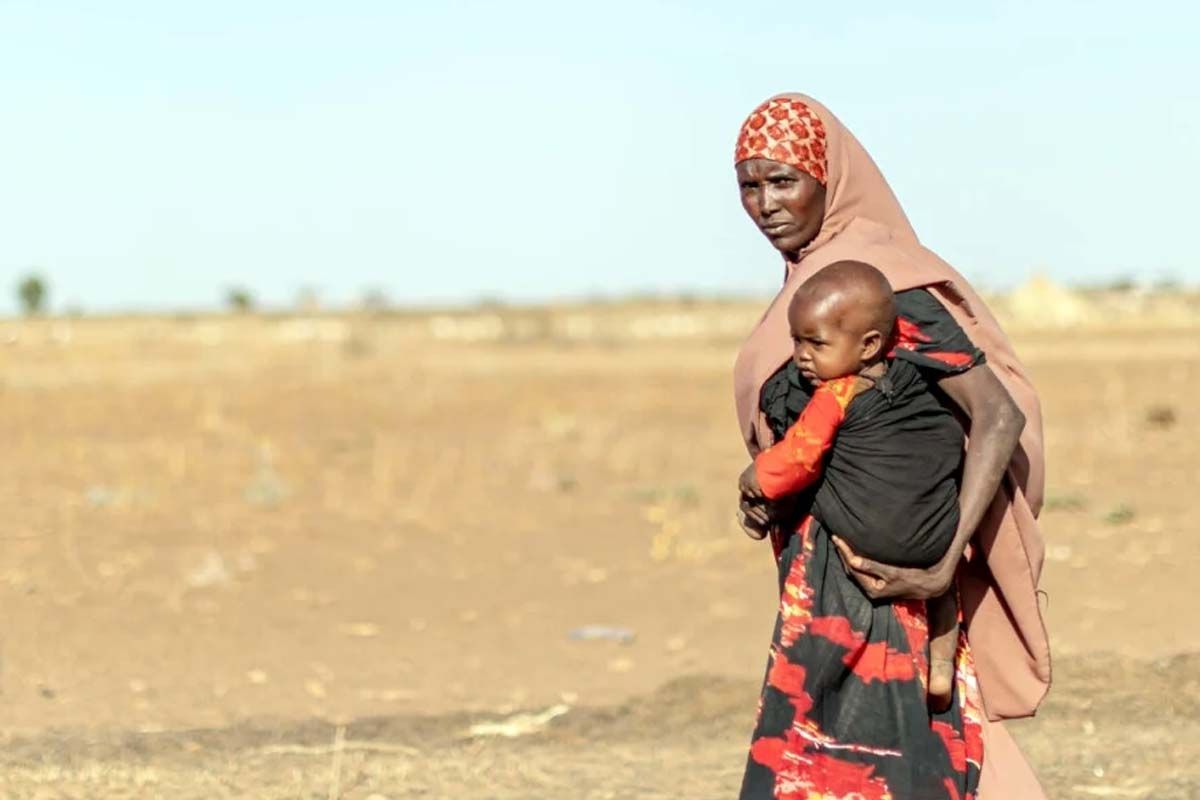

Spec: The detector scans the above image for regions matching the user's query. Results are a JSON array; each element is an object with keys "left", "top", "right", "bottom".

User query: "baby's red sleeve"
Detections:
[{"left": 754, "top": 376, "right": 858, "bottom": 500}]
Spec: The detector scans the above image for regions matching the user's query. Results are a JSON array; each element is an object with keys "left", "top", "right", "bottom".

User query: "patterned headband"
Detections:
[{"left": 734, "top": 97, "right": 828, "bottom": 185}]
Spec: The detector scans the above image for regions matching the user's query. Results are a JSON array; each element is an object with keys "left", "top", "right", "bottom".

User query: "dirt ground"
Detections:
[{"left": 0, "top": 308, "right": 1197, "bottom": 798}]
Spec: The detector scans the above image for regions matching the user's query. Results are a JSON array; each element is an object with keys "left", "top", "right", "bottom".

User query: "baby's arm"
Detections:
[{"left": 753, "top": 376, "right": 868, "bottom": 500}]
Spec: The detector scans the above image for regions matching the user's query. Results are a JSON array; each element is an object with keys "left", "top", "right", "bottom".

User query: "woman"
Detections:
[{"left": 732, "top": 95, "right": 1051, "bottom": 799}]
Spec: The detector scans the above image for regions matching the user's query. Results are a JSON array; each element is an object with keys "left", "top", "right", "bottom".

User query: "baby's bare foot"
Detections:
[{"left": 928, "top": 660, "right": 955, "bottom": 713}]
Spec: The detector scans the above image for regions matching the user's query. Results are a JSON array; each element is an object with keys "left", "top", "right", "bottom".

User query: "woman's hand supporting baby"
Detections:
[
  {"left": 736, "top": 461, "right": 771, "bottom": 539},
  {"left": 830, "top": 535, "right": 956, "bottom": 599}
]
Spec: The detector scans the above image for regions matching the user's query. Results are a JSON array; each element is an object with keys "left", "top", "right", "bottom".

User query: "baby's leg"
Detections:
[{"left": 927, "top": 591, "right": 959, "bottom": 713}]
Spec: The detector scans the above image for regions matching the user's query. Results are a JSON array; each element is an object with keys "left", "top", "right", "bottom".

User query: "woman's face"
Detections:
[{"left": 736, "top": 159, "right": 826, "bottom": 257}]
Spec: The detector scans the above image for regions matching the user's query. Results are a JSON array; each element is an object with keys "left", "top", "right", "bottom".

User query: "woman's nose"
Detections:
[{"left": 760, "top": 188, "right": 780, "bottom": 216}]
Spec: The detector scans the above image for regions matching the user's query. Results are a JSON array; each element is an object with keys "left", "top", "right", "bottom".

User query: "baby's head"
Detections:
[{"left": 787, "top": 260, "right": 896, "bottom": 385}]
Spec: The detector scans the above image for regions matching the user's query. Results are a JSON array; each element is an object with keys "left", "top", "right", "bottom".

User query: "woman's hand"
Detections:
[
  {"left": 739, "top": 461, "right": 764, "bottom": 499},
  {"left": 830, "top": 535, "right": 955, "bottom": 600},
  {"left": 739, "top": 492, "right": 806, "bottom": 540},
  {"left": 737, "top": 460, "right": 772, "bottom": 539},
  {"left": 739, "top": 501, "right": 768, "bottom": 544},
  {"left": 737, "top": 495, "right": 771, "bottom": 540}
]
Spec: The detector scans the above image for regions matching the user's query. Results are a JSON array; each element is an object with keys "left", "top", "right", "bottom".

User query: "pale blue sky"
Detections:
[{"left": 2, "top": 1, "right": 1197, "bottom": 313}]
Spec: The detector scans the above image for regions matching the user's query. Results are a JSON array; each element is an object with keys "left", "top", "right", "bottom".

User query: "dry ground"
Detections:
[{"left": 0, "top": 308, "right": 1197, "bottom": 798}]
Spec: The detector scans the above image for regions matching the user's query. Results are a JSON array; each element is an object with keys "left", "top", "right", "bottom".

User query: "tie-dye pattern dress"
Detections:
[{"left": 739, "top": 288, "right": 988, "bottom": 800}]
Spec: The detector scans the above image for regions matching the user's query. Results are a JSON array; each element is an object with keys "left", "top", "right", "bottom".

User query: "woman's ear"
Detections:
[{"left": 860, "top": 330, "right": 883, "bottom": 361}]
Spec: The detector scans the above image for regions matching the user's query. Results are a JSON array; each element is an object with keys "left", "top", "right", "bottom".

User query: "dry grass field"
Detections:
[{"left": 0, "top": 294, "right": 1198, "bottom": 798}]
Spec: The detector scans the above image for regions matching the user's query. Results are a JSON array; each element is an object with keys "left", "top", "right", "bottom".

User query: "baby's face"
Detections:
[{"left": 787, "top": 291, "right": 869, "bottom": 385}]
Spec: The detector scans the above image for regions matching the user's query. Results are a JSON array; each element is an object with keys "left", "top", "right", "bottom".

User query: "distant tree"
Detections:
[
  {"left": 1152, "top": 274, "right": 1182, "bottom": 292},
  {"left": 17, "top": 274, "right": 48, "bottom": 315},
  {"left": 1104, "top": 276, "right": 1137, "bottom": 292},
  {"left": 360, "top": 287, "right": 390, "bottom": 313},
  {"left": 475, "top": 294, "right": 506, "bottom": 310},
  {"left": 225, "top": 286, "right": 255, "bottom": 313}
]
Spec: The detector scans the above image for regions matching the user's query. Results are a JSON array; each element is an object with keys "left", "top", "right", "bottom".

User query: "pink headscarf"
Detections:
[{"left": 732, "top": 94, "right": 1051, "bottom": 723}]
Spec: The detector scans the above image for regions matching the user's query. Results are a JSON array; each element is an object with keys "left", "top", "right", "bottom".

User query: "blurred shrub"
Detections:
[
  {"left": 225, "top": 287, "right": 256, "bottom": 313},
  {"left": 1103, "top": 504, "right": 1136, "bottom": 525},
  {"left": 17, "top": 273, "right": 48, "bottom": 315},
  {"left": 1043, "top": 492, "right": 1088, "bottom": 512}
]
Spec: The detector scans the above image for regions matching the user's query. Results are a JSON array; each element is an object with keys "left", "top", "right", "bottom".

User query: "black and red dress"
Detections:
[{"left": 739, "top": 289, "right": 987, "bottom": 800}]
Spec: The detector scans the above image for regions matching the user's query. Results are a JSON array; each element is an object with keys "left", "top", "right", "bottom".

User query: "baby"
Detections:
[{"left": 739, "top": 260, "right": 963, "bottom": 710}]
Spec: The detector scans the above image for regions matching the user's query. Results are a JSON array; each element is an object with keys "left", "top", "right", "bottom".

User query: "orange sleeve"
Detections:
[{"left": 754, "top": 376, "right": 859, "bottom": 501}]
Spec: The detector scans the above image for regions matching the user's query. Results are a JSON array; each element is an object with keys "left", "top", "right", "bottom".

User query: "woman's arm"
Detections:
[{"left": 832, "top": 363, "right": 1025, "bottom": 599}]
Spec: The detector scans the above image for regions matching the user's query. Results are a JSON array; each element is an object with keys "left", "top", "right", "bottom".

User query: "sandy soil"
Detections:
[
  {"left": 0, "top": 312, "right": 1196, "bottom": 797},
  {"left": 1, "top": 655, "right": 1198, "bottom": 798}
]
